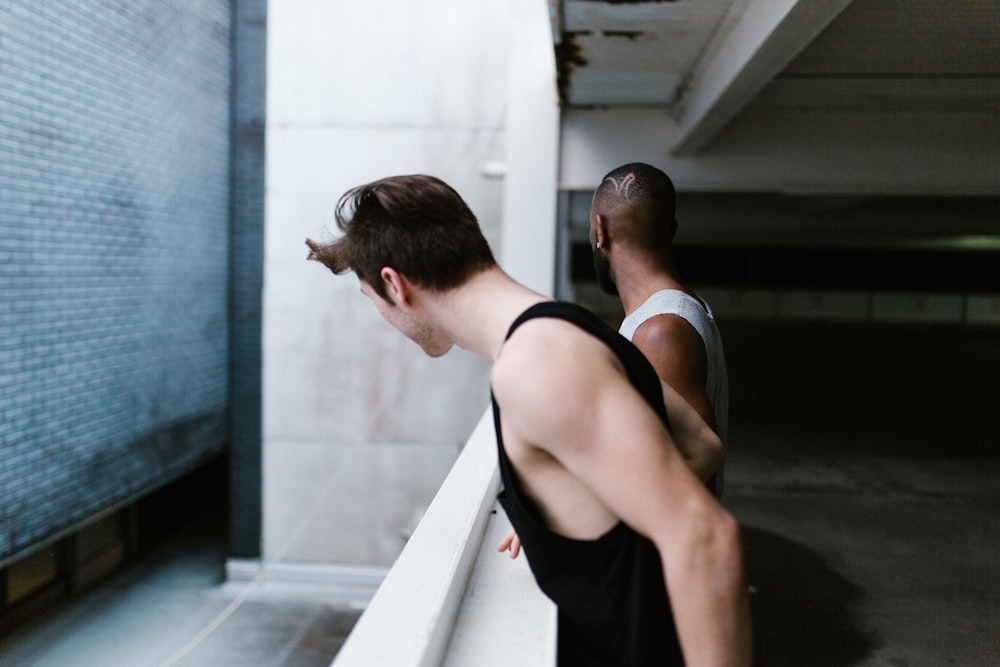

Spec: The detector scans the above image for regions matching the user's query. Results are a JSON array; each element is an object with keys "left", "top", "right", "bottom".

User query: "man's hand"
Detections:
[{"left": 497, "top": 529, "right": 522, "bottom": 559}]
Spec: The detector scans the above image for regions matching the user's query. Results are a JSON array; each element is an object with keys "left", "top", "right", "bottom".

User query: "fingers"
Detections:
[
  {"left": 497, "top": 529, "right": 522, "bottom": 559},
  {"left": 509, "top": 535, "right": 521, "bottom": 559},
  {"left": 497, "top": 529, "right": 515, "bottom": 551}
]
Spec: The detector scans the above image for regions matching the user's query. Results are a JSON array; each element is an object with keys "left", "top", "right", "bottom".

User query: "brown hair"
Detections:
[{"left": 306, "top": 174, "right": 497, "bottom": 299}]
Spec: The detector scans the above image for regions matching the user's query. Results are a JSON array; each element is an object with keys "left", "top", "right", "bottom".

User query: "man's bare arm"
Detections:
[
  {"left": 499, "top": 329, "right": 723, "bottom": 557},
  {"left": 498, "top": 383, "right": 721, "bottom": 558},
  {"left": 658, "top": 379, "right": 725, "bottom": 482},
  {"left": 632, "top": 314, "right": 714, "bottom": 423},
  {"left": 495, "top": 325, "right": 752, "bottom": 664},
  {"left": 632, "top": 314, "right": 723, "bottom": 481}
]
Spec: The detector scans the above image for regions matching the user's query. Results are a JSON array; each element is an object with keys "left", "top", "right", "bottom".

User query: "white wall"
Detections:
[{"left": 263, "top": 0, "right": 512, "bottom": 571}]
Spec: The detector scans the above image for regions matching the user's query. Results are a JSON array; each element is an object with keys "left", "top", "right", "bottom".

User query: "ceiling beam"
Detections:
[{"left": 670, "top": 0, "right": 853, "bottom": 156}]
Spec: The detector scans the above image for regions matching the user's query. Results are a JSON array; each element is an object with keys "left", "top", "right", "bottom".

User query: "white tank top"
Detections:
[{"left": 618, "top": 289, "right": 729, "bottom": 447}]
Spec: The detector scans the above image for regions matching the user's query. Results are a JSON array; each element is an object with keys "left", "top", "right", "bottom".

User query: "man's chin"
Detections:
[
  {"left": 592, "top": 251, "right": 619, "bottom": 296},
  {"left": 422, "top": 343, "right": 453, "bottom": 358}
]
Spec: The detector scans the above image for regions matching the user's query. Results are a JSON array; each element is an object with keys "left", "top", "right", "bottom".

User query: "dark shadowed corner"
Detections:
[{"left": 742, "top": 526, "right": 880, "bottom": 666}]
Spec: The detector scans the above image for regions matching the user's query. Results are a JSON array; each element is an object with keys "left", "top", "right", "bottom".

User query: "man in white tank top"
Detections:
[{"left": 590, "top": 163, "right": 730, "bottom": 496}]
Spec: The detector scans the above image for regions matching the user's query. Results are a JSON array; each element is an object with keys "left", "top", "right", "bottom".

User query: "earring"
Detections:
[{"left": 596, "top": 241, "right": 601, "bottom": 249}]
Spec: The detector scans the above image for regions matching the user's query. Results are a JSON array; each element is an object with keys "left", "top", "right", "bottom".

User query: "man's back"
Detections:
[{"left": 492, "top": 301, "right": 683, "bottom": 666}]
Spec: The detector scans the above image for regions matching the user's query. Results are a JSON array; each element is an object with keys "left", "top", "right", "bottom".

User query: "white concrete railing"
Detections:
[{"left": 331, "top": 409, "right": 557, "bottom": 667}]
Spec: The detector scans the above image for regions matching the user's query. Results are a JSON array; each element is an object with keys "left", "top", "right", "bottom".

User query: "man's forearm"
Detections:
[{"left": 658, "top": 381, "right": 724, "bottom": 482}]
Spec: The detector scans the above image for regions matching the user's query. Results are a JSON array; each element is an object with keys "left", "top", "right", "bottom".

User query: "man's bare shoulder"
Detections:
[
  {"left": 631, "top": 313, "right": 712, "bottom": 424},
  {"left": 631, "top": 313, "right": 702, "bottom": 351},
  {"left": 632, "top": 314, "right": 706, "bottom": 369},
  {"left": 491, "top": 318, "right": 619, "bottom": 444},
  {"left": 494, "top": 318, "right": 607, "bottom": 385}
]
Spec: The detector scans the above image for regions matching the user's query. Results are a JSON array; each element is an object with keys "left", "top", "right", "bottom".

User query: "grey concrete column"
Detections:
[{"left": 229, "top": 0, "right": 266, "bottom": 559}]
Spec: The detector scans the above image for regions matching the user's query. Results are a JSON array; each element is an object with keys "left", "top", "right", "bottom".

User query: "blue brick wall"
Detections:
[{"left": 0, "top": 0, "right": 233, "bottom": 563}]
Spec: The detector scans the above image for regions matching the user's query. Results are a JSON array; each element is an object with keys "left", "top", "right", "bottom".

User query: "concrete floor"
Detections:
[
  {"left": 0, "top": 505, "right": 363, "bottom": 667},
  {"left": 2, "top": 321, "right": 998, "bottom": 666},
  {"left": 724, "top": 322, "right": 1000, "bottom": 666}
]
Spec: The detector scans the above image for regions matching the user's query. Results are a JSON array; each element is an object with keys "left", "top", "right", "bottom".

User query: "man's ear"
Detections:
[
  {"left": 594, "top": 213, "right": 609, "bottom": 250},
  {"left": 379, "top": 267, "right": 412, "bottom": 306}
]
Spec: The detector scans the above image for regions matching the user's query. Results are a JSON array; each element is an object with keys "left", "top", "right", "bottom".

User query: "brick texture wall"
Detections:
[{"left": 0, "top": 0, "right": 232, "bottom": 564}]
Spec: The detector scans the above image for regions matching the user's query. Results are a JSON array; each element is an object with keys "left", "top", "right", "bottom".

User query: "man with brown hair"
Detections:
[{"left": 307, "top": 174, "right": 751, "bottom": 666}]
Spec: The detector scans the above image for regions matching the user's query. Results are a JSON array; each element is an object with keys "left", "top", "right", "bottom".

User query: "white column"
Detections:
[{"left": 499, "top": 0, "right": 561, "bottom": 296}]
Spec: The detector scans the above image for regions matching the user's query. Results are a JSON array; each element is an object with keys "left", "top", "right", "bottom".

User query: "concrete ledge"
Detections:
[
  {"left": 329, "top": 408, "right": 556, "bottom": 666},
  {"left": 332, "top": 410, "right": 501, "bottom": 666},
  {"left": 442, "top": 500, "right": 557, "bottom": 666}
]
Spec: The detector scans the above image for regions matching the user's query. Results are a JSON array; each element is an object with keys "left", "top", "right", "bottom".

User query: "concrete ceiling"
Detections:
[{"left": 552, "top": 0, "right": 1000, "bottom": 155}]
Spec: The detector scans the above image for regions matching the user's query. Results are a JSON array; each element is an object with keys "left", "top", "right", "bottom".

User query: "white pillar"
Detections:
[{"left": 499, "top": 0, "right": 561, "bottom": 296}]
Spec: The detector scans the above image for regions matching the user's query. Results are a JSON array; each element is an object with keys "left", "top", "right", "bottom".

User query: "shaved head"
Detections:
[{"left": 592, "top": 162, "right": 678, "bottom": 247}]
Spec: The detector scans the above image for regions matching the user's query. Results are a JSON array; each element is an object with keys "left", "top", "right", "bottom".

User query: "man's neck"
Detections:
[
  {"left": 615, "top": 258, "right": 686, "bottom": 317},
  {"left": 430, "top": 267, "right": 551, "bottom": 361}
]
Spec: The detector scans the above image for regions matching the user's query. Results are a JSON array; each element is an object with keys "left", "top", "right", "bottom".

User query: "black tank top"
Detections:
[{"left": 492, "top": 301, "right": 684, "bottom": 666}]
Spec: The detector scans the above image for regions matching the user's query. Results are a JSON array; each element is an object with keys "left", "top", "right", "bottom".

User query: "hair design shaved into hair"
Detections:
[
  {"left": 604, "top": 172, "right": 637, "bottom": 202},
  {"left": 593, "top": 162, "right": 678, "bottom": 245},
  {"left": 306, "top": 174, "right": 496, "bottom": 300}
]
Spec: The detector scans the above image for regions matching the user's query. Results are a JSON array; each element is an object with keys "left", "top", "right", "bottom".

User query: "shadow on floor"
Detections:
[{"left": 742, "top": 526, "right": 881, "bottom": 667}]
